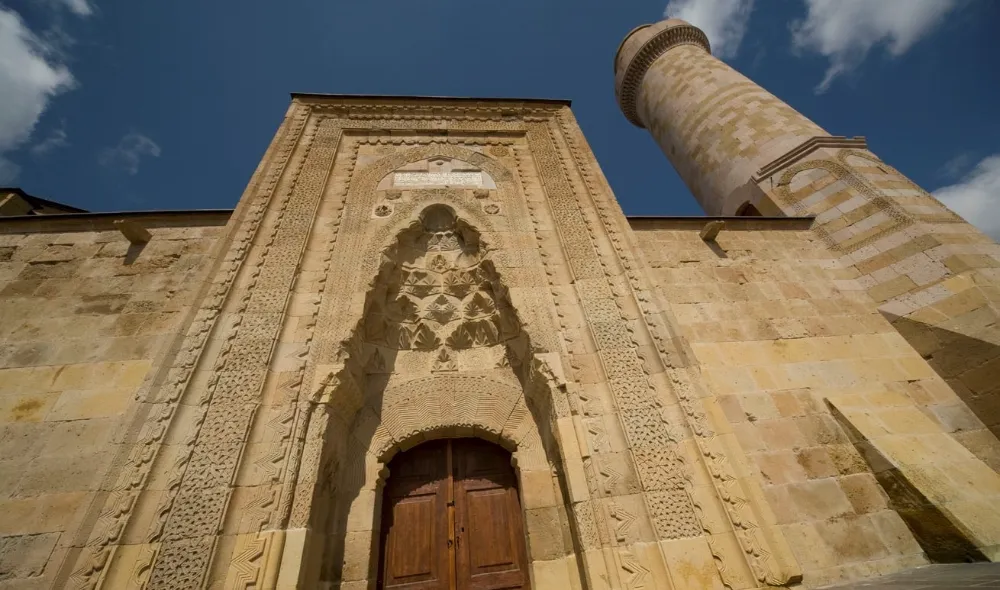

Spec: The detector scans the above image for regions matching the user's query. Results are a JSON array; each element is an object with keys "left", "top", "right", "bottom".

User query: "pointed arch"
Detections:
[
  {"left": 354, "top": 145, "right": 517, "bottom": 282},
  {"left": 291, "top": 185, "right": 578, "bottom": 587},
  {"left": 314, "top": 142, "right": 543, "bottom": 355},
  {"left": 734, "top": 201, "right": 762, "bottom": 216}
]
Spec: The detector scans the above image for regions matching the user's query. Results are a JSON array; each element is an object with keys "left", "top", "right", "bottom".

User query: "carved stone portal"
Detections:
[{"left": 49, "top": 90, "right": 1000, "bottom": 590}]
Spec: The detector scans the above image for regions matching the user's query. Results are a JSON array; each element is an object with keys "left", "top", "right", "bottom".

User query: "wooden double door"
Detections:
[{"left": 377, "top": 438, "right": 531, "bottom": 590}]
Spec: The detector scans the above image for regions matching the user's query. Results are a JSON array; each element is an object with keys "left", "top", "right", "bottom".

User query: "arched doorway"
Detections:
[
  {"left": 735, "top": 201, "right": 763, "bottom": 216},
  {"left": 377, "top": 438, "right": 532, "bottom": 590}
]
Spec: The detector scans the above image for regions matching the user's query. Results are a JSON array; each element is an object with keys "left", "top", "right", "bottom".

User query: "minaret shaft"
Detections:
[
  {"left": 615, "top": 19, "right": 1000, "bottom": 503},
  {"left": 616, "top": 20, "right": 826, "bottom": 214}
]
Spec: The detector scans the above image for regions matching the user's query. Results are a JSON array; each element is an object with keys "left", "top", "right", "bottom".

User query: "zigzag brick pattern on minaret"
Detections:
[
  {"left": 615, "top": 20, "right": 825, "bottom": 214},
  {"left": 639, "top": 43, "right": 824, "bottom": 212},
  {"left": 616, "top": 17, "right": 1000, "bottom": 455}
]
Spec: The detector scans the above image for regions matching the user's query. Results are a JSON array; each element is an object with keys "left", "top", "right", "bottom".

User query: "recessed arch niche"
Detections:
[{"left": 293, "top": 200, "right": 583, "bottom": 589}]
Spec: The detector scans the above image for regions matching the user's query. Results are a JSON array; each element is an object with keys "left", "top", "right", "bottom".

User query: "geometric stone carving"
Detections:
[
  {"left": 360, "top": 204, "right": 521, "bottom": 356},
  {"left": 646, "top": 490, "right": 702, "bottom": 540}
]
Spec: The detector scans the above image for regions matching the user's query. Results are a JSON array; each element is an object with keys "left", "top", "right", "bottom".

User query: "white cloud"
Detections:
[
  {"left": 98, "top": 132, "right": 161, "bottom": 175},
  {"left": 664, "top": 0, "right": 754, "bottom": 59},
  {"left": 0, "top": 7, "right": 75, "bottom": 182},
  {"left": 31, "top": 127, "right": 69, "bottom": 155},
  {"left": 937, "top": 151, "right": 974, "bottom": 180},
  {"left": 60, "top": 0, "right": 93, "bottom": 16},
  {"left": 934, "top": 154, "right": 1000, "bottom": 241},
  {"left": 791, "top": 0, "right": 957, "bottom": 93}
]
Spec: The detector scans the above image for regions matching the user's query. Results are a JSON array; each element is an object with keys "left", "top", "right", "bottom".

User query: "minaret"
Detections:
[
  {"left": 615, "top": 20, "right": 1000, "bottom": 446},
  {"left": 615, "top": 19, "right": 833, "bottom": 215}
]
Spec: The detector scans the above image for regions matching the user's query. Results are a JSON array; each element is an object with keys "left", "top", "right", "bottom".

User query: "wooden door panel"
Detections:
[
  {"left": 378, "top": 439, "right": 529, "bottom": 590},
  {"left": 465, "top": 488, "right": 516, "bottom": 571},
  {"left": 379, "top": 441, "right": 450, "bottom": 590},
  {"left": 454, "top": 440, "right": 530, "bottom": 590},
  {"left": 385, "top": 494, "right": 439, "bottom": 581}
]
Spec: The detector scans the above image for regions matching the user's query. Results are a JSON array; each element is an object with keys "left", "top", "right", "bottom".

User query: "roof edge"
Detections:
[
  {"left": 0, "top": 209, "right": 232, "bottom": 223},
  {"left": 0, "top": 186, "right": 88, "bottom": 213},
  {"left": 289, "top": 93, "right": 572, "bottom": 106},
  {"left": 625, "top": 215, "right": 815, "bottom": 221}
]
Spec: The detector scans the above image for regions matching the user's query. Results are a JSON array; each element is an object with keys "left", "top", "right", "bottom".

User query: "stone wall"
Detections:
[
  {"left": 614, "top": 16, "right": 1000, "bottom": 472},
  {"left": 80, "top": 98, "right": 810, "bottom": 590},
  {"left": 0, "top": 213, "right": 226, "bottom": 587},
  {"left": 11, "top": 96, "right": 997, "bottom": 590},
  {"left": 758, "top": 144, "right": 1000, "bottom": 445},
  {"left": 632, "top": 217, "right": 1000, "bottom": 585}
]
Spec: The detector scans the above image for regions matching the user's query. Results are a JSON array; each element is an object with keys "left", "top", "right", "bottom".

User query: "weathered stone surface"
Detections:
[
  {"left": 0, "top": 215, "right": 224, "bottom": 588},
  {"left": 0, "top": 34, "right": 996, "bottom": 589},
  {"left": 618, "top": 17, "right": 1000, "bottom": 456},
  {"left": 632, "top": 215, "right": 1000, "bottom": 585},
  {"left": 822, "top": 562, "right": 1000, "bottom": 589}
]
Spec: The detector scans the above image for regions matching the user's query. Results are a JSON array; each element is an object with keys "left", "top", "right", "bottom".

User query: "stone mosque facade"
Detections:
[{"left": 2, "top": 17, "right": 1000, "bottom": 590}]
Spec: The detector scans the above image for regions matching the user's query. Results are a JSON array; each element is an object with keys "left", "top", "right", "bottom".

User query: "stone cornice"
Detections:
[
  {"left": 291, "top": 93, "right": 571, "bottom": 106},
  {"left": 627, "top": 215, "right": 815, "bottom": 232},
  {"left": 0, "top": 209, "right": 232, "bottom": 233},
  {"left": 754, "top": 135, "right": 868, "bottom": 181},
  {"left": 296, "top": 97, "right": 569, "bottom": 121},
  {"left": 616, "top": 23, "right": 710, "bottom": 128}
]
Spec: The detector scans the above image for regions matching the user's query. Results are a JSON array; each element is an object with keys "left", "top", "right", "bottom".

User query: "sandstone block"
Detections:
[
  {"left": 46, "top": 388, "right": 132, "bottom": 421},
  {"left": 784, "top": 478, "right": 854, "bottom": 521},
  {"left": 524, "top": 506, "right": 566, "bottom": 561},
  {"left": 0, "top": 533, "right": 59, "bottom": 580}
]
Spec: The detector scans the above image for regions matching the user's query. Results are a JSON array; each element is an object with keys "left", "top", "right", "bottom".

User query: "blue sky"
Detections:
[{"left": 1, "top": 0, "right": 998, "bottom": 231}]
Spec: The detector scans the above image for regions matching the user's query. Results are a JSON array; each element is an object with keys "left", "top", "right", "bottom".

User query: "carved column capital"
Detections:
[{"left": 614, "top": 19, "right": 711, "bottom": 128}]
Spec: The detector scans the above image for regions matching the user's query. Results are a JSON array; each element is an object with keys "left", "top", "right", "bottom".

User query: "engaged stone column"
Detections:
[{"left": 615, "top": 19, "right": 827, "bottom": 216}]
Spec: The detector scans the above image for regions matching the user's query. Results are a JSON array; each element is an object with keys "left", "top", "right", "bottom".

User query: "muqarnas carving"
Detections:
[{"left": 361, "top": 204, "right": 521, "bottom": 358}]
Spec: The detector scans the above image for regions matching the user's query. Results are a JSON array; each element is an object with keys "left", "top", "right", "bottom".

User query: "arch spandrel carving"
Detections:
[{"left": 317, "top": 201, "right": 555, "bottom": 425}]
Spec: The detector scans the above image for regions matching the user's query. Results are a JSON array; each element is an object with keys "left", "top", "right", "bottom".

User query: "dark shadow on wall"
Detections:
[
  {"left": 827, "top": 402, "right": 988, "bottom": 563},
  {"left": 734, "top": 202, "right": 763, "bottom": 217},
  {"left": 123, "top": 241, "right": 148, "bottom": 265},
  {"left": 888, "top": 315, "right": 1000, "bottom": 443}
]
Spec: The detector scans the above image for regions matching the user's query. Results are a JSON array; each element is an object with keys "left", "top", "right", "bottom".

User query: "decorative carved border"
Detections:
[
  {"left": 774, "top": 158, "right": 914, "bottom": 254},
  {"left": 57, "top": 104, "right": 311, "bottom": 590},
  {"left": 307, "top": 137, "right": 554, "bottom": 374},
  {"left": 144, "top": 116, "right": 345, "bottom": 589},
  {"left": 615, "top": 23, "right": 711, "bottom": 128},
  {"left": 284, "top": 139, "right": 572, "bottom": 586},
  {"left": 525, "top": 118, "right": 721, "bottom": 584},
  {"left": 553, "top": 109, "right": 801, "bottom": 586},
  {"left": 66, "top": 99, "right": 800, "bottom": 590}
]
